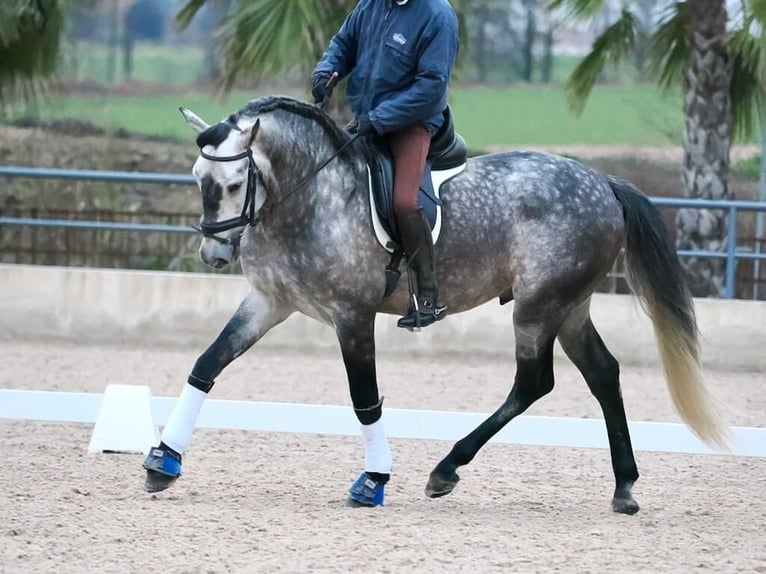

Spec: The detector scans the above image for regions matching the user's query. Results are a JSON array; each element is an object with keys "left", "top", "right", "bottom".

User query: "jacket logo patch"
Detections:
[{"left": 392, "top": 33, "right": 407, "bottom": 46}]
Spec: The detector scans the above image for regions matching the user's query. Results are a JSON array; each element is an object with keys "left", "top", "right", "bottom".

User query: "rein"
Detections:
[{"left": 193, "top": 131, "right": 362, "bottom": 245}]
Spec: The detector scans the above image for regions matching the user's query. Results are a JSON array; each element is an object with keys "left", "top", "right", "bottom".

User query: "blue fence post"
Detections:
[{"left": 725, "top": 207, "right": 738, "bottom": 299}]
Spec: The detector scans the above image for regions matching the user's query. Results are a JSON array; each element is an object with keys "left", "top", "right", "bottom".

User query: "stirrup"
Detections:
[{"left": 396, "top": 295, "right": 447, "bottom": 332}]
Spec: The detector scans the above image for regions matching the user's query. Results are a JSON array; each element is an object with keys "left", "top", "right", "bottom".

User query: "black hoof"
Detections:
[
  {"left": 425, "top": 470, "right": 460, "bottom": 498},
  {"left": 612, "top": 483, "right": 639, "bottom": 514},
  {"left": 345, "top": 495, "right": 374, "bottom": 508},
  {"left": 144, "top": 469, "right": 178, "bottom": 493},
  {"left": 612, "top": 496, "right": 640, "bottom": 515}
]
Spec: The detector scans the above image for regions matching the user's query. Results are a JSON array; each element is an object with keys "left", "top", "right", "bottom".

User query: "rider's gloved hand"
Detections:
[
  {"left": 311, "top": 73, "right": 331, "bottom": 105},
  {"left": 355, "top": 113, "right": 375, "bottom": 136}
]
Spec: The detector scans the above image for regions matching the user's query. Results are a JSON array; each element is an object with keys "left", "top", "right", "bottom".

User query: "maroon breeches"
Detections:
[{"left": 389, "top": 125, "right": 431, "bottom": 217}]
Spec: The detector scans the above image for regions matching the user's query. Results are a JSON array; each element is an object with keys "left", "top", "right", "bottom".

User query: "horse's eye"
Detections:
[{"left": 227, "top": 183, "right": 241, "bottom": 194}]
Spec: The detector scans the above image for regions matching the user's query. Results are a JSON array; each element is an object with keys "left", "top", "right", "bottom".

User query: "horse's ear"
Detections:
[
  {"left": 179, "top": 107, "right": 210, "bottom": 134},
  {"left": 245, "top": 118, "right": 260, "bottom": 149}
]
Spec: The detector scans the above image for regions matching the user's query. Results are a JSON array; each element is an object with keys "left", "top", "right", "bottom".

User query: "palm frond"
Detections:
[
  {"left": 565, "top": 8, "right": 642, "bottom": 115},
  {"left": 647, "top": 1, "right": 689, "bottom": 92},
  {"left": 176, "top": 0, "right": 212, "bottom": 30},
  {"left": 177, "top": 0, "right": 351, "bottom": 91},
  {"left": 747, "top": 0, "right": 766, "bottom": 26},
  {"left": 729, "top": 17, "right": 764, "bottom": 141},
  {"left": 546, "top": 0, "right": 607, "bottom": 20},
  {"left": 222, "top": 0, "right": 343, "bottom": 90},
  {"left": 0, "top": 0, "right": 71, "bottom": 105}
]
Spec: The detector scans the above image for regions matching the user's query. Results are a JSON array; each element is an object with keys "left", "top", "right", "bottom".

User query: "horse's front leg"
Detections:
[
  {"left": 336, "top": 312, "right": 391, "bottom": 507},
  {"left": 143, "top": 288, "right": 290, "bottom": 493}
]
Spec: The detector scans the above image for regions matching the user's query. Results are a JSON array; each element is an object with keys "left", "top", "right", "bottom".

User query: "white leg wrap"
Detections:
[
  {"left": 160, "top": 384, "right": 206, "bottom": 454},
  {"left": 361, "top": 417, "right": 392, "bottom": 474}
]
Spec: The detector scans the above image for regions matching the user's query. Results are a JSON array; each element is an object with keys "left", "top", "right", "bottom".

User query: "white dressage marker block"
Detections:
[{"left": 87, "top": 385, "right": 158, "bottom": 455}]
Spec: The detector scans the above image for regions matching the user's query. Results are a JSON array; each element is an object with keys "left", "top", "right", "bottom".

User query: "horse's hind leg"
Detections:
[
  {"left": 557, "top": 302, "right": 640, "bottom": 514},
  {"left": 335, "top": 312, "right": 391, "bottom": 507},
  {"left": 426, "top": 310, "right": 557, "bottom": 498},
  {"left": 143, "top": 288, "right": 290, "bottom": 493}
]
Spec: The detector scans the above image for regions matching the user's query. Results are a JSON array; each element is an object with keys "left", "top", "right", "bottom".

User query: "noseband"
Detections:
[{"left": 192, "top": 148, "right": 262, "bottom": 246}]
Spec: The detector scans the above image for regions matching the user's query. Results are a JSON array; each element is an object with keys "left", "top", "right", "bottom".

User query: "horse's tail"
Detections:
[{"left": 608, "top": 176, "right": 730, "bottom": 450}]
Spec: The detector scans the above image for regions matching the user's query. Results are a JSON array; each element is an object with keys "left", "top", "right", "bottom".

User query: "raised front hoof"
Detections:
[
  {"left": 142, "top": 444, "right": 182, "bottom": 493},
  {"left": 425, "top": 470, "right": 460, "bottom": 498},
  {"left": 144, "top": 469, "right": 178, "bottom": 493}
]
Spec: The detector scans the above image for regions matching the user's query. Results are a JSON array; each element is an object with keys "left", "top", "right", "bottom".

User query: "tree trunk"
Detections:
[
  {"left": 753, "top": 106, "right": 766, "bottom": 299},
  {"left": 203, "top": 41, "right": 221, "bottom": 83},
  {"left": 674, "top": 0, "right": 732, "bottom": 297},
  {"left": 474, "top": 3, "right": 489, "bottom": 83},
  {"left": 106, "top": 0, "right": 119, "bottom": 84},
  {"left": 522, "top": 1, "right": 536, "bottom": 82},
  {"left": 122, "top": 32, "right": 134, "bottom": 80},
  {"left": 540, "top": 22, "right": 554, "bottom": 83}
]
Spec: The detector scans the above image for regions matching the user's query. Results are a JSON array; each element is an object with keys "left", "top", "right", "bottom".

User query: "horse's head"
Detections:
[
  {"left": 181, "top": 107, "right": 268, "bottom": 269},
  {"left": 181, "top": 97, "right": 361, "bottom": 268}
]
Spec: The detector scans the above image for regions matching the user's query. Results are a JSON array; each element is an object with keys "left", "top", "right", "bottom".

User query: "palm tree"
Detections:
[
  {"left": 176, "top": 0, "right": 354, "bottom": 91},
  {"left": 673, "top": 0, "right": 731, "bottom": 297},
  {"left": 731, "top": 6, "right": 766, "bottom": 297},
  {"left": 555, "top": 0, "right": 763, "bottom": 296},
  {"left": 0, "top": 1, "right": 75, "bottom": 105}
]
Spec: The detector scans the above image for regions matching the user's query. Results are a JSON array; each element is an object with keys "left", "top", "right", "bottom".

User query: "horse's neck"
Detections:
[
  {"left": 263, "top": 146, "right": 365, "bottom": 224},
  {"left": 259, "top": 116, "right": 370, "bottom": 229},
  {"left": 311, "top": 156, "right": 368, "bottom": 219}
]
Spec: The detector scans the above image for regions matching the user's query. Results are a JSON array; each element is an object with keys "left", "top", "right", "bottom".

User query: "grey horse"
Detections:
[{"left": 143, "top": 96, "right": 728, "bottom": 514}]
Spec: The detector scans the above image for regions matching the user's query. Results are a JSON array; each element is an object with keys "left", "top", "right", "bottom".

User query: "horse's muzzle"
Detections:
[{"left": 199, "top": 236, "right": 240, "bottom": 268}]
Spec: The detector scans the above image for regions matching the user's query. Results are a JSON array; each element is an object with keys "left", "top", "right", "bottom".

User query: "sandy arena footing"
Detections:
[{"left": 1, "top": 341, "right": 764, "bottom": 573}]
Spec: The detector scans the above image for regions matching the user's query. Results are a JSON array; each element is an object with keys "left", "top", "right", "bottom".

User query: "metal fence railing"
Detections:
[{"left": 2, "top": 166, "right": 766, "bottom": 299}]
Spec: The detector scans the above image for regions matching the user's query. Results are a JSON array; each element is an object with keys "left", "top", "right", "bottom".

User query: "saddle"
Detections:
[{"left": 365, "top": 107, "right": 468, "bottom": 297}]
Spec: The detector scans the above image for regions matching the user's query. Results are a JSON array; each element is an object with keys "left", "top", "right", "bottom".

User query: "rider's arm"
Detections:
[
  {"left": 312, "top": 7, "right": 362, "bottom": 80},
  {"left": 368, "top": 12, "right": 459, "bottom": 135}
]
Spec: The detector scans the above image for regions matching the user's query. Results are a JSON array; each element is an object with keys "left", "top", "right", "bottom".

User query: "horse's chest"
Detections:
[{"left": 241, "top": 261, "right": 340, "bottom": 324}]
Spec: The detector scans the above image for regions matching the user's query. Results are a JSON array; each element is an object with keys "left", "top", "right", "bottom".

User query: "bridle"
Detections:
[
  {"left": 192, "top": 147, "right": 261, "bottom": 246},
  {"left": 192, "top": 131, "right": 362, "bottom": 246}
]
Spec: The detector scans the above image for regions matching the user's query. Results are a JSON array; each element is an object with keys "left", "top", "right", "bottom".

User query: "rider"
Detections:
[{"left": 311, "top": 0, "right": 459, "bottom": 330}]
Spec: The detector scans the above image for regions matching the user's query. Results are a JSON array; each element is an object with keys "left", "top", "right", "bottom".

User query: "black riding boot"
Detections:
[{"left": 396, "top": 208, "right": 447, "bottom": 331}]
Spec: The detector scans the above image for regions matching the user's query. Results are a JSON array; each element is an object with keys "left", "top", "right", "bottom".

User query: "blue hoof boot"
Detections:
[
  {"left": 347, "top": 472, "right": 385, "bottom": 507},
  {"left": 143, "top": 444, "right": 182, "bottom": 493}
]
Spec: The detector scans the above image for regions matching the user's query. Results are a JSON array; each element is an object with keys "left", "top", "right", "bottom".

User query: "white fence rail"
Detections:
[{"left": 2, "top": 389, "right": 764, "bottom": 458}]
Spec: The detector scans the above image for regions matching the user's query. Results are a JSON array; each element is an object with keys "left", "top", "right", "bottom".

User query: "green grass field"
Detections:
[
  {"left": 66, "top": 42, "right": 208, "bottom": 86},
  {"left": 0, "top": 39, "right": 696, "bottom": 148},
  {"left": 68, "top": 42, "right": 635, "bottom": 92},
  {"left": 450, "top": 85, "right": 684, "bottom": 147},
  {"left": 6, "top": 84, "right": 688, "bottom": 149}
]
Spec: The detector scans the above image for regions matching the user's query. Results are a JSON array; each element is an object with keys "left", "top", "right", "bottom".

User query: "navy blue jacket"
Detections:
[{"left": 313, "top": 0, "right": 459, "bottom": 135}]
